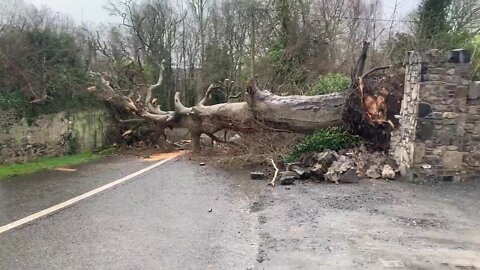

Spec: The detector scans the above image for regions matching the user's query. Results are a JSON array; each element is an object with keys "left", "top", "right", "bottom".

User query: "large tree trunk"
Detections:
[
  {"left": 174, "top": 81, "right": 344, "bottom": 152},
  {"left": 245, "top": 83, "right": 345, "bottom": 132}
]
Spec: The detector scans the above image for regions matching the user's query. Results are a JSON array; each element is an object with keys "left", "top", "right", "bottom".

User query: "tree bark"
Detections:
[{"left": 245, "top": 83, "right": 345, "bottom": 133}]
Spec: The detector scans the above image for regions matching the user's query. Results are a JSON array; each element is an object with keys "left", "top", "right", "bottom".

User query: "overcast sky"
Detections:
[{"left": 24, "top": 0, "right": 421, "bottom": 24}]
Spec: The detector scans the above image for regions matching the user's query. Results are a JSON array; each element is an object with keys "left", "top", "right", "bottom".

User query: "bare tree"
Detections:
[
  {"left": 103, "top": 0, "right": 185, "bottom": 110},
  {"left": 448, "top": 0, "right": 480, "bottom": 33},
  {"left": 187, "top": 0, "right": 211, "bottom": 101}
]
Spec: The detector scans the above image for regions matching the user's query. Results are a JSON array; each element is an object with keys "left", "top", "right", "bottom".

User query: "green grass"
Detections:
[
  {"left": 0, "top": 152, "right": 102, "bottom": 180},
  {"left": 286, "top": 128, "right": 362, "bottom": 163}
]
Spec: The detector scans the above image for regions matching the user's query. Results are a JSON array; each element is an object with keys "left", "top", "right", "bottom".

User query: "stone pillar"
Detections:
[
  {"left": 391, "top": 49, "right": 473, "bottom": 182},
  {"left": 465, "top": 80, "right": 480, "bottom": 168}
]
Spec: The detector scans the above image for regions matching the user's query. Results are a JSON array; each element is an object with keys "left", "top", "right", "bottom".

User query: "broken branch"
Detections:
[
  {"left": 361, "top": 66, "right": 392, "bottom": 79},
  {"left": 268, "top": 159, "right": 280, "bottom": 187}
]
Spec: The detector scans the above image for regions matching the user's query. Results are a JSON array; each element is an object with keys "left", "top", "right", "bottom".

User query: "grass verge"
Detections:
[{"left": 0, "top": 152, "right": 102, "bottom": 180}]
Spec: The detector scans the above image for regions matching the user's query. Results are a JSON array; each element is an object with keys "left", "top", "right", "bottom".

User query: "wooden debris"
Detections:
[{"left": 268, "top": 159, "right": 280, "bottom": 187}]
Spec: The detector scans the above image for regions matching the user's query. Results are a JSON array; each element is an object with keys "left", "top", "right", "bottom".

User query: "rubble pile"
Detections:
[{"left": 265, "top": 146, "right": 400, "bottom": 185}]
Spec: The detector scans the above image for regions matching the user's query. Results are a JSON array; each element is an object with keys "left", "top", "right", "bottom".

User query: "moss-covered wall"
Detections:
[
  {"left": 72, "top": 110, "right": 116, "bottom": 153},
  {"left": 0, "top": 107, "right": 116, "bottom": 164}
]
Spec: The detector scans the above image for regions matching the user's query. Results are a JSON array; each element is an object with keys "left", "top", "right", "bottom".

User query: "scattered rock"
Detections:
[
  {"left": 290, "top": 165, "right": 311, "bottom": 179},
  {"left": 280, "top": 175, "right": 296, "bottom": 185},
  {"left": 324, "top": 156, "right": 355, "bottom": 184},
  {"left": 366, "top": 165, "right": 381, "bottom": 179},
  {"left": 446, "top": 145, "right": 458, "bottom": 151},
  {"left": 385, "top": 158, "right": 399, "bottom": 172},
  {"left": 199, "top": 162, "right": 206, "bottom": 166},
  {"left": 300, "top": 153, "right": 317, "bottom": 167},
  {"left": 280, "top": 171, "right": 300, "bottom": 179},
  {"left": 250, "top": 172, "right": 266, "bottom": 180},
  {"left": 310, "top": 164, "right": 326, "bottom": 180},
  {"left": 339, "top": 169, "right": 360, "bottom": 183},
  {"left": 381, "top": 165, "right": 396, "bottom": 180},
  {"left": 269, "top": 146, "right": 400, "bottom": 185},
  {"left": 369, "top": 152, "right": 388, "bottom": 166},
  {"left": 291, "top": 151, "right": 340, "bottom": 180},
  {"left": 208, "top": 208, "right": 213, "bottom": 213},
  {"left": 316, "top": 151, "right": 336, "bottom": 168}
]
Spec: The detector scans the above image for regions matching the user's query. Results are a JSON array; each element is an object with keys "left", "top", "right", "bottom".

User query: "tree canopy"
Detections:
[{"left": 0, "top": 0, "right": 479, "bottom": 112}]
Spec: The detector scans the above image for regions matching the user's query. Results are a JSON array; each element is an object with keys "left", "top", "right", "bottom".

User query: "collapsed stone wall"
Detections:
[
  {"left": 391, "top": 49, "right": 479, "bottom": 182},
  {"left": 0, "top": 108, "right": 116, "bottom": 164}
]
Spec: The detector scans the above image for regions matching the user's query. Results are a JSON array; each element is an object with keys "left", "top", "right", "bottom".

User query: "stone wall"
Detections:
[
  {"left": 465, "top": 80, "right": 480, "bottom": 168},
  {"left": 391, "top": 49, "right": 479, "bottom": 182},
  {"left": 0, "top": 107, "right": 116, "bottom": 164}
]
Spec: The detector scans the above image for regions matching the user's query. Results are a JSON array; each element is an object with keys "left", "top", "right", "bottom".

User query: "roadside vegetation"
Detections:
[
  {"left": 307, "top": 74, "right": 351, "bottom": 96},
  {"left": 286, "top": 128, "right": 362, "bottom": 163},
  {"left": 0, "top": 152, "right": 103, "bottom": 180}
]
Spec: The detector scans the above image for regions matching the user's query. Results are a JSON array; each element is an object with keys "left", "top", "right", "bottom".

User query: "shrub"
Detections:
[
  {"left": 0, "top": 90, "right": 29, "bottom": 109},
  {"left": 0, "top": 28, "right": 89, "bottom": 104},
  {"left": 469, "top": 35, "right": 480, "bottom": 80},
  {"left": 286, "top": 128, "right": 361, "bottom": 162},
  {"left": 0, "top": 88, "right": 102, "bottom": 126},
  {"left": 308, "top": 73, "right": 350, "bottom": 95}
]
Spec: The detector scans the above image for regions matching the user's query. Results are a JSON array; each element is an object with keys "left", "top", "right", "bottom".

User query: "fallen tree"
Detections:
[
  {"left": 89, "top": 63, "right": 346, "bottom": 153},
  {"left": 88, "top": 42, "right": 403, "bottom": 153}
]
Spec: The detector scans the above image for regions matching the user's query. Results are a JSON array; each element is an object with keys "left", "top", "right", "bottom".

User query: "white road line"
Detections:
[{"left": 0, "top": 155, "right": 181, "bottom": 235}]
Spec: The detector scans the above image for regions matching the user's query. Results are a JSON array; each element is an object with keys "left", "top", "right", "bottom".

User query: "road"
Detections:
[{"left": 0, "top": 154, "right": 479, "bottom": 269}]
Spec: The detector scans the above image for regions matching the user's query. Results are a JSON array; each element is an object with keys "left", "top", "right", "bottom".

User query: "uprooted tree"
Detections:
[
  {"left": 88, "top": 41, "right": 404, "bottom": 153},
  {"left": 89, "top": 63, "right": 345, "bottom": 153}
]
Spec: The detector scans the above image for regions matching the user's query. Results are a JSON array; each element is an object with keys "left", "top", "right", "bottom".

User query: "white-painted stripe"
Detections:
[{"left": 0, "top": 155, "right": 181, "bottom": 235}]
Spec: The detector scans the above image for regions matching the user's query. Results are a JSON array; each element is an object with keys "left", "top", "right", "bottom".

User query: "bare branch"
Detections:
[
  {"left": 145, "top": 60, "right": 168, "bottom": 115},
  {"left": 361, "top": 66, "right": 392, "bottom": 79},
  {"left": 198, "top": 84, "right": 220, "bottom": 106},
  {"left": 174, "top": 92, "right": 194, "bottom": 115},
  {"left": 228, "top": 92, "right": 243, "bottom": 99},
  {"left": 140, "top": 110, "right": 171, "bottom": 122}
]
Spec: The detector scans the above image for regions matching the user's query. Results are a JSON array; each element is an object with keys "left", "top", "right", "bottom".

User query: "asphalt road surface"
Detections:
[{"left": 1, "top": 154, "right": 479, "bottom": 269}]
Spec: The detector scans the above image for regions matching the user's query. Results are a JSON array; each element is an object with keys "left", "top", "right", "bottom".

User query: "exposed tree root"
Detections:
[{"left": 343, "top": 41, "right": 404, "bottom": 150}]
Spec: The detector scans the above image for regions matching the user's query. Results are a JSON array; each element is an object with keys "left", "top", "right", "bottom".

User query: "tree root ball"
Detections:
[{"left": 343, "top": 71, "right": 405, "bottom": 151}]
